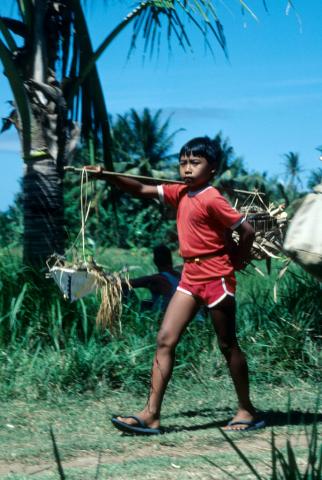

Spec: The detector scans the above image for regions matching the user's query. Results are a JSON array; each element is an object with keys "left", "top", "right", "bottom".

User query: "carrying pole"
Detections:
[
  {"left": 64, "top": 166, "right": 265, "bottom": 195},
  {"left": 64, "top": 166, "right": 183, "bottom": 184}
]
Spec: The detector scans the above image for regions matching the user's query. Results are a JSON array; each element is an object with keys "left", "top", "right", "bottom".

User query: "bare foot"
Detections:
[
  {"left": 116, "top": 410, "right": 160, "bottom": 429},
  {"left": 223, "top": 408, "right": 261, "bottom": 431}
]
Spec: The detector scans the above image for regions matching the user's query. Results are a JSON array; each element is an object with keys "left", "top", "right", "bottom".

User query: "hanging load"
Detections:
[
  {"left": 47, "top": 255, "right": 125, "bottom": 330},
  {"left": 48, "top": 167, "right": 182, "bottom": 329},
  {"left": 46, "top": 168, "right": 127, "bottom": 330},
  {"left": 283, "top": 184, "right": 322, "bottom": 281},
  {"left": 230, "top": 189, "right": 288, "bottom": 267}
]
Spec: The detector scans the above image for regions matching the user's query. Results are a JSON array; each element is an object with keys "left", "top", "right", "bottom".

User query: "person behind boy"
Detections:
[
  {"left": 125, "top": 244, "right": 180, "bottom": 312},
  {"left": 86, "top": 136, "right": 265, "bottom": 433}
]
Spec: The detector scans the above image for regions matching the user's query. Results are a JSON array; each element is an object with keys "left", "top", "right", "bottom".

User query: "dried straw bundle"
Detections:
[
  {"left": 47, "top": 254, "right": 129, "bottom": 332},
  {"left": 47, "top": 169, "right": 131, "bottom": 331},
  {"left": 241, "top": 204, "right": 288, "bottom": 260},
  {"left": 230, "top": 189, "right": 288, "bottom": 262},
  {"left": 89, "top": 263, "right": 126, "bottom": 331}
]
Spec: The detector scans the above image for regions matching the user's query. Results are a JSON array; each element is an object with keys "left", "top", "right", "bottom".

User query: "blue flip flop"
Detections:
[
  {"left": 225, "top": 419, "right": 266, "bottom": 432},
  {"left": 111, "top": 415, "right": 161, "bottom": 435}
]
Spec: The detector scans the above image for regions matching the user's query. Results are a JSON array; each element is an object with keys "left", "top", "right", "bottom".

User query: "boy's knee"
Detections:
[
  {"left": 218, "top": 336, "right": 238, "bottom": 356},
  {"left": 157, "top": 329, "right": 177, "bottom": 350}
]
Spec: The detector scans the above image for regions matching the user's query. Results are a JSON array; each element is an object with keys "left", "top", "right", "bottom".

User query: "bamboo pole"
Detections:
[
  {"left": 64, "top": 166, "right": 265, "bottom": 195},
  {"left": 63, "top": 166, "right": 183, "bottom": 184}
]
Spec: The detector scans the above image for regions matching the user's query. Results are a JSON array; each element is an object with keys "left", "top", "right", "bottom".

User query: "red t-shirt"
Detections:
[{"left": 158, "top": 184, "right": 244, "bottom": 283}]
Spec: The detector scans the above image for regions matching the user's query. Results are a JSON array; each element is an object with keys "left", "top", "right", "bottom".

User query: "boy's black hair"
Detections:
[
  {"left": 153, "top": 244, "right": 173, "bottom": 268},
  {"left": 179, "top": 136, "right": 220, "bottom": 168}
]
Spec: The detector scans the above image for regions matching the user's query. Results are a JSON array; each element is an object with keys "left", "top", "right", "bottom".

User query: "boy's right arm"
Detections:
[{"left": 84, "top": 166, "right": 159, "bottom": 199}]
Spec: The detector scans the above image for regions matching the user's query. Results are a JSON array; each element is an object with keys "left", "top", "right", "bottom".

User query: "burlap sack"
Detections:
[{"left": 283, "top": 184, "right": 322, "bottom": 281}]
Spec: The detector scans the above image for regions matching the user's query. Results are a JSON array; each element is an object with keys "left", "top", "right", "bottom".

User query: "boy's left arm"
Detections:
[{"left": 232, "top": 220, "right": 255, "bottom": 271}]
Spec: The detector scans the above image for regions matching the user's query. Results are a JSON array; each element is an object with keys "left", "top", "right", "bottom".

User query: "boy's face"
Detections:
[{"left": 179, "top": 155, "right": 214, "bottom": 189}]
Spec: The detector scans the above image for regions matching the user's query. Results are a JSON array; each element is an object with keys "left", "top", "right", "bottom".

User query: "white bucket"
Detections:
[{"left": 49, "top": 266, "right": 97, "bottom": 302}]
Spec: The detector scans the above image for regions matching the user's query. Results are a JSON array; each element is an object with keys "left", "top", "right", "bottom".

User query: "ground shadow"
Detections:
[
  {"left": 162, "top": 409, "right": 322, "bottom": 434},
  {"left": 263, "top": 409, "right": 322, "bottom": 427},
  {"left": 173, "top": 407, "right": 232, "bottom": 419}
]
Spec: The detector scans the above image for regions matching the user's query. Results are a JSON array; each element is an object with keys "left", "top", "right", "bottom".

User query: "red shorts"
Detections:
[{"left": 177, "top": 275, "right": 236, "bottom": 308}]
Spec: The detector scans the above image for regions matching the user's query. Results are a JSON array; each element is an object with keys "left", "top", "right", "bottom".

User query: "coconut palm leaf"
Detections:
[
  {"left": 0, "top": 17, "right": 18, "bottom": 51},
  {"left": 0, "top": 38, "right": 30, "bottom": 157},
  {"left": 307, "top": 168, "right": 322, "bottom": 190},
  {"left": 60, "top": 7, "right": 72, "bottom": 79},
  {"left": 283, "top": 151, "right": 303, "bottom": 188},
  {"left": 71, "top": 0, "right": 232, "bottom": 95},
  {"left": 68, "top": 1, "right": 151, "bottom": 96},
  {"left": 17, "top": 0, "right": 33, "bottom": 31},
  {"left": 238, "top": 1, "right": 258, "bottom": 21},
  {"left": 70, "top": 0, "right": 113, "bottom": 170},
  {"left": 0, "top": 0, "right": 276, "bottom": 266},
  {"left": 1, "top": 109, "right": 17, "bottom": 133},
  {"left": 111, "top": 107, "right": 181, "bottom": 176},
  {"left": 0, "top": 17, "right": 27, "bottom": 38}
]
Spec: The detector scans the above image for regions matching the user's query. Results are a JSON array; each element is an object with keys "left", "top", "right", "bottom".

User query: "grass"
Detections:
[
  {"left": 0, "top": 379, "right": 320, "bottom": 479},
  {"left": 0, "top": 246, "right": 320, "bottom": 478},
  {"left": 0, "top": 248, "right": 321, "bottom": 400}
]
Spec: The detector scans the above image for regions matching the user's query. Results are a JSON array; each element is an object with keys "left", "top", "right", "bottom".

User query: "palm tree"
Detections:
[
  {"left": 307, "top": 167, "right": 322, "bottom": 190},
  {"left": 0, "top": 0, "right": 234, "bottom": 267},
  {"left": 283, "top": 151, "right": 303, "bottom": 189},
  {"left": 112, "top": 108, "right": 182, "bottom": 178},
  {"left": 212, "top": 132, "right": 249, "bottom": 195},
  {"left": 212, "top": 131, "right": 235, "bottom": 176},
  {"left": 0, "top": 0, "right": 115, "bottom": 266}
]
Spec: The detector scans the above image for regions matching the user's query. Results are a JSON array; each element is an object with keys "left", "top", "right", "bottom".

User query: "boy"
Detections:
[{"left": 86, "top": 136, "right": 265, "bottom": 434}]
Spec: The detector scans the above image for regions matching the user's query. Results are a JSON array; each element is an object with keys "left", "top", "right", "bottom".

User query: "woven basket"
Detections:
[{"left": 238, "top": 205, "right": 288, "bottom": 261}]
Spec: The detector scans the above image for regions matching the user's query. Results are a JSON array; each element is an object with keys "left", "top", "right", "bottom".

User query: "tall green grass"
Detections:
[
  {"left": 0, "top": 250, "right": 320, "bottom": 399},
  {"left": 237, "top": 263, "right": 321, "bottom": 381},
  {"left": 204, "top": 420, "right": 322, "bottom": 479}
]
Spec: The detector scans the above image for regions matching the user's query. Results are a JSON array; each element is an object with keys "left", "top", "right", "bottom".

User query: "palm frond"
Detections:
[
  {"left": 69, "top": 0, "right": 114, "bottom": 170},
  {"left": 0, "top": 17, "right": 18, "bottom": 51},
  {"left": 17, "top": 0, "right": 33, "bottom": 31},
  {"left": 238, "top": 1, "right": 258, "bottom": 21},
  {"left": 0, "top": 38, "right": 30, "bottom": 157}
]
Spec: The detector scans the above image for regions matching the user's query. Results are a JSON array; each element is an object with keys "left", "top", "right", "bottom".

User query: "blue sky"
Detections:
[{"left": 1, "top": 0, "right": 322, "bottom": 210}]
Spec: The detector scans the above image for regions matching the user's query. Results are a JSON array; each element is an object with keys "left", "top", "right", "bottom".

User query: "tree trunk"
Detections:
[
  {"left": 23, "top": 158, "right": 64, "bottom": 267},
  {"left": 21, "top": 1, "right": 67, "bottom": 268}
]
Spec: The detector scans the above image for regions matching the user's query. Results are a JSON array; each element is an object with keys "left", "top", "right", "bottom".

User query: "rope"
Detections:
[
  {"left": 80, "top": 168, "right": 92, "bottom": 264},
  {"left": 47, "top": 168, "right": 127, "bottom": 331},
  {"left": 47, "top": 168, "right": 93, "bottom": 269}
]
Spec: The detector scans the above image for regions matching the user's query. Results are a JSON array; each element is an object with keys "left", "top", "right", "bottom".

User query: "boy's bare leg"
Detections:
[
  {"left": 210, "top": 296, "right": 258, "bottom": 431},
  {"left": 117, "top": 291, "right": 199, "bottom": 428}
]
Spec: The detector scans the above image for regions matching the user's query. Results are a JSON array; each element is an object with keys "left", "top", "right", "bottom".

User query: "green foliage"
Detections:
[
  {"left": 0, "top": 192, "right": 23, "bottom": 248},
  {"left": 111, "top": 108, "right": 181, "bottom": 177},
  {"left": 205, "top": 421, "right": 322, "bottom": 480},
  {"left": 63, "top": 174, "right": 178, "bottom": 250},
  {"left": 237, "top": 263, "right": 322, "bottom": 380},
  {"left": 0, "top": 249, "right": 320, "bottom": 400},
  {"left": 62, "top": 107, "right": 181, "bottom": 249},
  {"left": 1, "top": 114, "right": 320, "bottom": 252},
  {"left": 307, "top": 167, "right": 322, "bottom": 190}
]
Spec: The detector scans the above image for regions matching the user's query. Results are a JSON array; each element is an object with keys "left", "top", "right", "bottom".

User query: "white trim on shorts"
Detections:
[
  {"left": 177, "top": 278, "right": 235, "bottom": 308},
  {"left": 207, "top": 293, "right": 228, "bottom": 308},
  {"left": 177, "top": 286, "right": 193, "bottom": 296},
  {"left": 207, "top": 277, "right": 234, "bottom": 309}
]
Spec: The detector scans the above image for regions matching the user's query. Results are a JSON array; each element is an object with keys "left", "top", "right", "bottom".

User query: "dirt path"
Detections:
[
  {"left": 0, "top": 430, "right": 310, "bottom": 477},
  {"left": 0, "top": 384, "right": 320, "bottom": 479}
]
